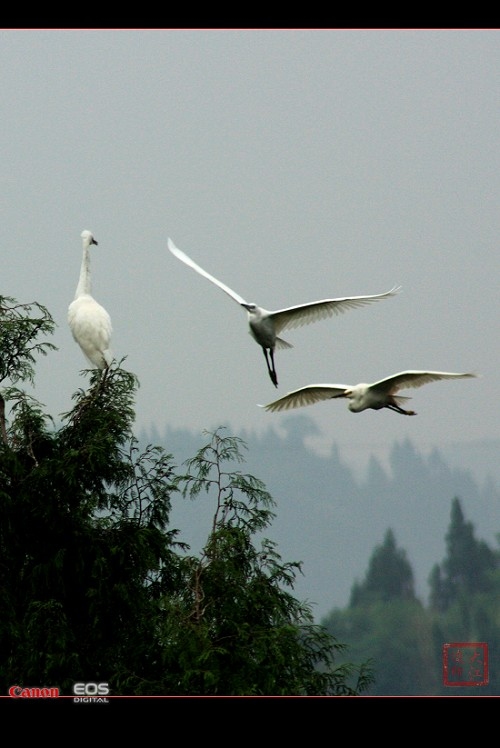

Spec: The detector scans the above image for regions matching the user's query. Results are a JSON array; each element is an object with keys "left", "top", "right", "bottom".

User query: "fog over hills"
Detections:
[{"left": 139, "top": 416, "right": 500, "bottom": 622}]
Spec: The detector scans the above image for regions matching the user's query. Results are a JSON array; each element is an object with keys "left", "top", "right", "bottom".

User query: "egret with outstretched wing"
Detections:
[
  {"left": 260, "top": 371, "right": 477, "bottom": 415},
  {"left": 168, "top": 237, "right": 401, "bottom": 388}
]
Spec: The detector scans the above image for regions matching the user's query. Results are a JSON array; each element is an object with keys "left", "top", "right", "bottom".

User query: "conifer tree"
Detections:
[
  {"left": 429, "top": 497, "right": 497, "bottom": 612},
  {"left": 0, "top": 295, "right": 372, "bottom": 696},
  {"left": 350, "top": 528, "right": 415, "bottom": 607}
]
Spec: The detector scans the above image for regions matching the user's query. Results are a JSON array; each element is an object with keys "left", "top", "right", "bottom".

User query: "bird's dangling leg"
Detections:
[
  {"left": 263, "top": 348, "right": 278, "bottom": 388},
  {"left": 386, "top": 402, "right": 416, "bottom": 416}
]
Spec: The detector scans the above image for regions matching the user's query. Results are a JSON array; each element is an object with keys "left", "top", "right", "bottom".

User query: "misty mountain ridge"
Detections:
[{"left": 139, "top": 416, "right": 500, "bottom": 622}]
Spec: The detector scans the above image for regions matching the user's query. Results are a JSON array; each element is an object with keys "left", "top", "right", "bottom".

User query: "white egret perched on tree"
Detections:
[
  {"left": 259, "top": 370, "right": 477, "bottom": 415},
  {"left": 68, "top": 230, "right": 113, "bottom": 370},
  {"left": 167, "top": 237, "right": 401, "bottom": 388}
]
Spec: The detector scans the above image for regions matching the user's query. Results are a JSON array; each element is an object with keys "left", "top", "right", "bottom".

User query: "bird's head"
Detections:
[
  {"left": 241, "top": 302, "right": 259, "bottom": 316},
  {"left": 81, "top": 230, "right": 98, "bottom": 247},
  {"left": 345, "top": 389, "right": 363, "bottom": 412}
]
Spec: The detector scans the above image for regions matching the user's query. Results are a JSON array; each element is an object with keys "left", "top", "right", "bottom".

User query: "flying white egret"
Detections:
[
  {"left": 167, "top": 237, "right": 401, "bottom": 388},
  {"left": 68, "top": 230, "right": 113, "bottom": 370},
  {"left": 259, "top": 371, "right": 477, "bottom": 415}
]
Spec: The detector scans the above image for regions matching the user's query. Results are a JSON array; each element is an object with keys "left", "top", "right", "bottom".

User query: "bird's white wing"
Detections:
[
  {"left": 68, "top": 296, "right": 113, "bottom": 370},
  {"left": 259, "top": 384, "right": 350, "bottom": 413},
  {"left": 371, "top": 370, "right": 477, "bottom": 395},
  {"left": 167, "top": 238, "right": 247, "bottom": 306},
  {"left": 271, "top": 286, "right": 402, "bottom": 335}
]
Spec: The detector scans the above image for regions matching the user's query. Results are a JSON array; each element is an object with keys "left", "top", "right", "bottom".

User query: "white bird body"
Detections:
[
  {"left": 68, "top": 230, "right": 113, "bottom": 370},
  {"left": 167, "top": 237, "right": 401, "bottom": 387},
  {"left": 260, "top": 370, "right": 477, "bottom": 415}
]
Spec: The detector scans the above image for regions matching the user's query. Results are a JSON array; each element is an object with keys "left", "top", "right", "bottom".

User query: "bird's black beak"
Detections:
[{"left": 92, "top": 238, "right": 98, "bottom": 246}]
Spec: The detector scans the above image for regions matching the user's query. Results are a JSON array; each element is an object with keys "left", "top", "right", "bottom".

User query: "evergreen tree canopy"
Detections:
[
  {"left": 0, "top": 294, "right": 372, "bottom": 696},
  {"left": 350, "top": 528, "right": 415, "bottom": 607},
  {"left": 429, "top": 497, "right": 497, "bottom": 611},
  {"left": 323, "top": 505, "right": 500, "bottom": 695}
]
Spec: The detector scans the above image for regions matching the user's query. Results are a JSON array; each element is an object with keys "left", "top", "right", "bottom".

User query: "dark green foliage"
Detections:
[
  {"left": 0, "top": 296, "right": 56, "bottom": 388},
  {"left": 323, "top": 504, "right": 500, "bottom": 695},
  {"left": 323, "top": 529, "right": 434, "bottom": 695},
  {"left": 429, "top": 497, "right": 497, "bottom": 612},
  {"left": 349, "top": 528, "right": 415, "bottom": 607},
  {"left": 427, "top": 498, "right": 500, "bottom": 695},
  {"left": 323, "top": 600, "right": 437, "bottom": 695},
  {"left": 0, "top": 295, "right": 371, "bottom": 696},
  {"left": 160, "top": 429, "right": 373, "bottom": 695},
  {"left": 0, "top": 364, "right": 180, "bottom": 693}
]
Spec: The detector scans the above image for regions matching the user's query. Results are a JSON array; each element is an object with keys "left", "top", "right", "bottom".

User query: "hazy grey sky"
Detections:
[{"left": 2, "top": 29, "right": 498, "bottom": 477}]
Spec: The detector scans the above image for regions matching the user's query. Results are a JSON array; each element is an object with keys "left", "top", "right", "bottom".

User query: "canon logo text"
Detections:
[{"left": 9, "top": 685, "right": 59, "bottom": 698}]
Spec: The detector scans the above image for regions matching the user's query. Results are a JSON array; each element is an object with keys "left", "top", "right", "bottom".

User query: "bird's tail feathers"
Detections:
[
  {"left": 102, "top": 350, "right": 114, "bottom": 368},
  {"left": 275, "top": 337, "right": 293, "bottom": 350},
  {"left": 394, "top": 395, "right": 412, "bottom": 405}
]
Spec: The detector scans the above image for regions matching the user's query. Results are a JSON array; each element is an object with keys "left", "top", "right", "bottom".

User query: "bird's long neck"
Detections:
[{"left": 75, "top": 245, "right": 91, "bottom": 298}]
